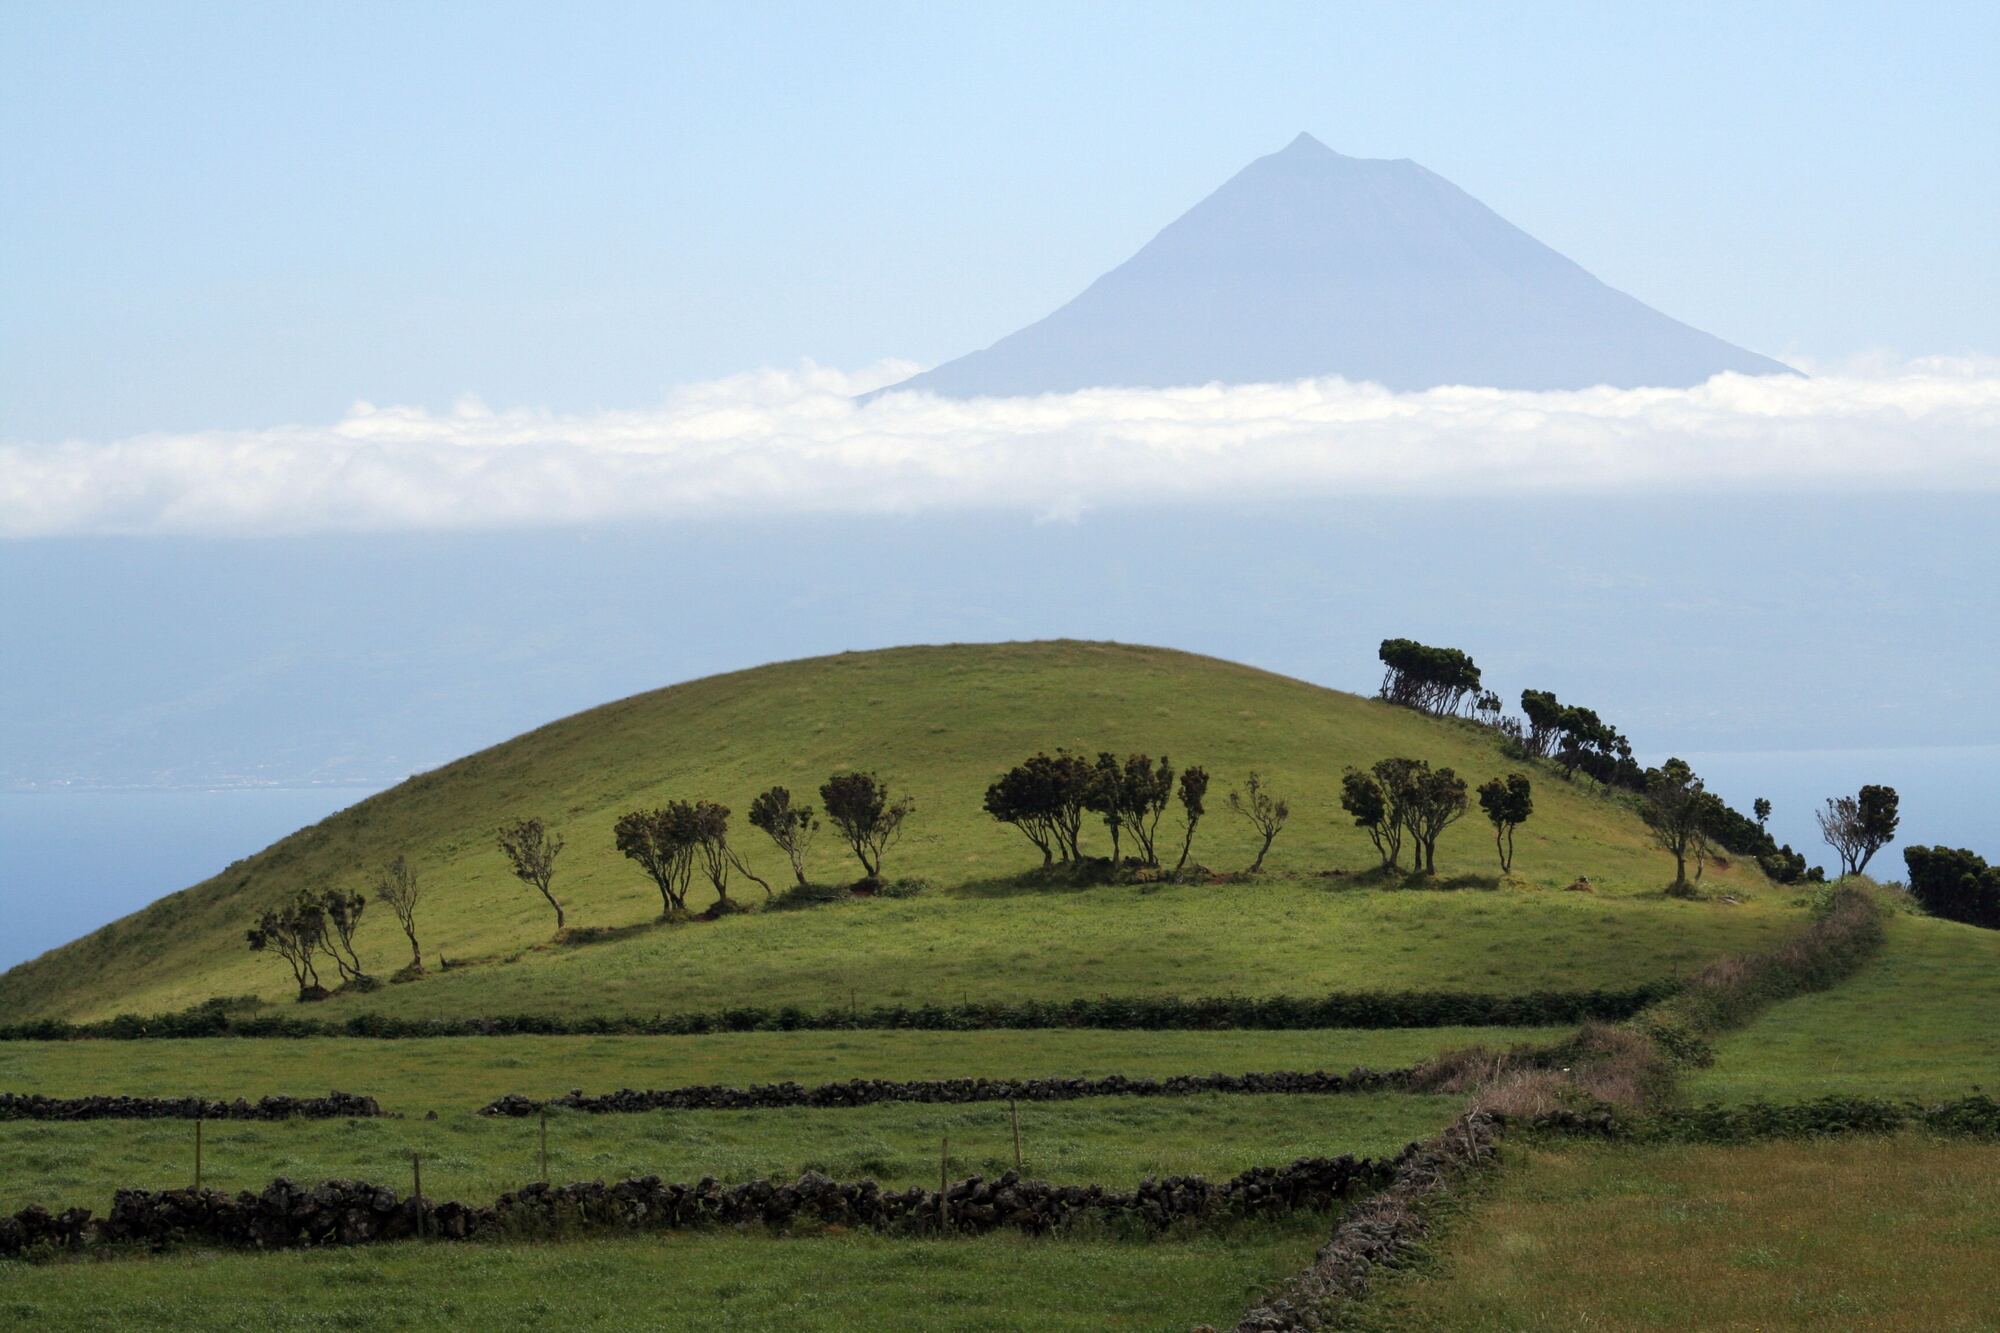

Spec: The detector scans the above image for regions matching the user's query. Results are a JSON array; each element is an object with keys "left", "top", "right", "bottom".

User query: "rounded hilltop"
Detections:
[{"left": 0, "top": 639, "right": 1781, "bottom": 1024}]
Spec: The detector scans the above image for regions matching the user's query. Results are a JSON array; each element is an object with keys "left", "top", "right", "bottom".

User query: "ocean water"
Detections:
[{"left": 0, "top": 787, "right": 380, "bottom": 973}]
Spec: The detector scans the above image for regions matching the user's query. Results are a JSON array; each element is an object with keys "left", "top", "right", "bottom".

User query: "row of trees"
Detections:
[
  {"left": 497, "top": 772, "right": 914, "bottom": 935},
  {"left": 1903, "top": 845, "right": 2000, "bottom": 930},
  {"left": 1377, "top": 637, "right": 1843, "bottom": 885},
  {"left": 1637, "top": 759, "right": 1900, "bottom": 894},
  {"left": 245, "top": 858, "right": 426, "bottom": 1001},
  {"left": 1339, "top": 760, "right": 1534, "bottom": 874},
  {"left": 980, "top": 751, "right": 1216, "bottom": 871}
]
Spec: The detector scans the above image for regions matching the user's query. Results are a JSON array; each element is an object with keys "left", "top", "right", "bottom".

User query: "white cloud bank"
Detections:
[{"left": 4, "top": 358, "right": 1998, "bottom": 537}]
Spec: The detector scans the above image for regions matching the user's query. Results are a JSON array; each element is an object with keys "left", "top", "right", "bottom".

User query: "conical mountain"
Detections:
[{"left": 875, "top": 133, "right": 1792, "bottom": 398}]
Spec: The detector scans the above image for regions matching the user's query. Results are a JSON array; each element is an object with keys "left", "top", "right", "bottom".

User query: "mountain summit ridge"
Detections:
[{"left": 873, "top": 134, "right": 1792, "bottom": 399}]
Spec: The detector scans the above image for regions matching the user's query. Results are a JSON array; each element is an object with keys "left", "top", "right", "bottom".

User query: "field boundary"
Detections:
[
  {"left": 0, "top": 1153, "right": 1396, "bottom": 1261},
  {"left": 1227, "top": 885, "right": 1895, "bottom": 1330},
  {"left": 479, "top": 1068, "right": 1413, "bottom": 1115},
  {"left": 0, "top": 983, "right": 1676, "bottom": 1042},
  {"left": 0, "top": 1091, "right": 383, "bottom": 1122}
]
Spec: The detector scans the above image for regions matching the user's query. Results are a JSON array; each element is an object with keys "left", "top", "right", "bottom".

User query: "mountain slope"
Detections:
[
  {"left": 0, "top": 641, "right": 1781, "bottom": 1022},
  {"left": 876, "top": 133, "right": 1792, "bottom": 398}
]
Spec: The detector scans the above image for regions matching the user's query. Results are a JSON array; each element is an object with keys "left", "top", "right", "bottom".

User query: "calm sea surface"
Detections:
[{"left": 1, "top": 787, "right": 380, "bottom": 972}]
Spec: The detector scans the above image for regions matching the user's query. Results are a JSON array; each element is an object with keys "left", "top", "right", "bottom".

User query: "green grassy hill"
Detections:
[{"left": 0, "top": 640, "right": 1778, "bottom": 1022}]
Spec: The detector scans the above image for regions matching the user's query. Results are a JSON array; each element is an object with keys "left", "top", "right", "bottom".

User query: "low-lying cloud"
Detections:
[{"left": 4, "top": 358, "right": 1998, "bottom": 537}]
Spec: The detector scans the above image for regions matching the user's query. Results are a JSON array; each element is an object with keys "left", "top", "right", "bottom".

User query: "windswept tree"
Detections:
[
  {"left": 1817, "top": 784, "right": 1900, "bottom": 877},
  {"left": 1640, "top": 759, "right": 1710, "bottom": 893},
  {"left": 371, "top": 856, "right": 424, "bottom": 974},
  {"left": 1172, "top": 765, "right": 1210, "bottom": 874},
  {"left": 1370, "top": 757, "right": 1430, "bottom": 866},
  {"left": 498, "top": 816, "right": 567, "bottom": 932},
  {"left": 1519, "top": 689, "right": 1564, "bottom": 759},
  {"left": 1227, "top": 772, "right": 1290, "bottom": 873},
  {"left": 689, "top": 799, "right": 767, "bottom": 904},
  {"left": 316, "top": 887, "right": 369, "bottom": 986},
  {"left": 982, "top": 751, "right": 1094, "bottom": 867},
  {"left": 1084, "top": 753, "right": 1129, "bottom": 864},
  {"left": 1753, "top": 797, "right": 1772, "bottom": 832},
  {"left": 1377, "top": 639, "right": 1483, "bottom": 717},
  {"left": 820, "top": 772, "right": 912, "bottom": 881},
  {"left": 247, "top": 891, "right": 328, "bottom": 1001},
  {"left": 748, "top": 786, "right": 819, "bottom": 886},
  {"left": 1122, "top": 754, "right": 1174, "bottom": 866},
  {"left": 1340, "top": 768, "right": 1401, "bottom": 871},
  {"left": 1405, "top": 766, "right": 1470, "bottom": 875},
  {"left": 1477, "top": 773, "right": 1534, "bottom": 873},
  {"left": 614, "top": 804, "right": 697, "bottom": 916},
  {"left": 984, "top": 759, "right": 1060, "bottom": 866}
]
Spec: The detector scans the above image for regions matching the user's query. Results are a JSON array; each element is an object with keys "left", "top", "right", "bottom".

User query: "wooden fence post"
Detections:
[{"left": 412, "top": 1152, "right": 425, "bottom": 1239}]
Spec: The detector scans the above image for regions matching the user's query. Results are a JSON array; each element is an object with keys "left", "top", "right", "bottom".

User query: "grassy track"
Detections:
[
  {"left": 1, "top": 641, "right": 1773, "bottom": 1023},
  {"left": 1350, "top": 1137, "right": 2000, "bottom": 1331},
  {"left": 0, "top": 1027, "right": 1557, "bottom": 1104},
  {"left": 1688, "top": 910, "right": 2000, "bottom": 1103},
  {"left": 0, "top": 1225, "right": 1335, "bottom": 1332},
  {"left": 0, "top": 1091, "right": 1460, "bottom": 1215}
]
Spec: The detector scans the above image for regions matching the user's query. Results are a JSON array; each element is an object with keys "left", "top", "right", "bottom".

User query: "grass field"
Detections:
[
  {"left": 0, "top": 1226, "right": 1336, "bottom": 1332},
  {"left": 0, "top": 641, "right": 1774, "bottom": 1023},
  {"left": 0, "top": 1091, "right": 1459, "bottom": 1215},
  {"left": 0, "top": 1027, "right": 1558, "bottom": 1104},
  {"left": 1349, "top": 1137, "right": 2000, "bottom": 1331},
  {"left": 1687, "top": 910, "right": 2000, "bottom": 1104},
  {"left": 211, "top": 880, "right": 1792, "bottom": 1024}
]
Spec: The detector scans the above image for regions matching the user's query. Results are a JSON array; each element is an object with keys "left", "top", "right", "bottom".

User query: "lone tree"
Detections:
[
  {"left": 820, "top": 772, "right": 912, "bottom": 882},
  {"left": 748, "top": 786, "right": 818, "bottom": 886},
  {"left": 614, "top": 804, "right": 697, "bottom": 916},
  {"left": 316, "top": 887, "right": 369, "bottom": 986},
  {"left": 1227, "top": 772, "right": 1290, "bottom": 873},
  {"left": 497, "top": 816, "right": 567, "bottom": 932},
  {"left": 1404, "top": 766, "right": 1470, "bottom": 875},
  {"left": 1640, "top": 759, "right": 1710, "bottom": 894},
  {"left": 1477, "top": 773, "right": 1534, "bottom": 874},
  {"left": 1753, "top": 797, "right": 1772, "bottom": 832},
  {"left": 1340, "top": 768, "right": 1401, "bottom": 871},
  {"left": 371, "top": 856, "right": 424, "bottom": 974},
  {"left": 1172, "top": 764, "right": 1210, "bottom": 874},
  {"left": 247, "top": 891, "right": 329, "bottom": 1001},
  {"left": 1817, "top": 785, "right": 1900, "bottom": 877}
]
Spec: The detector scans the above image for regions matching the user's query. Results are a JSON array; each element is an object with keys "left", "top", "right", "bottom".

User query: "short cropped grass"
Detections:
[
  {"left": 1688, "top": 910, "right": 2000, "bottom": 1103},
  {"left": 1351, "top": 1136, "right": 2000, "bottom": 1331},
  {"left": 0, "top": 1091, "right": 1460, "bottom": 1215},
  {"left": 269, "top": 880, "right": 1791, "bottom": 1025},
  {"left": 2, "top": 641, "right": 1776, "bottom": 1023},
  {"left": 0, "top": 1223, "right": 1335, "bottom": 1332},
  {"left": 0, "top": 1027, "right": 1557, "bottom": 1105}
]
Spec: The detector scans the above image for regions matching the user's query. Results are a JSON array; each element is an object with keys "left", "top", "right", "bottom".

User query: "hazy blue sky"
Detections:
[{"left": 6, "top": 1, "right": 1997, "bottom": 441}]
